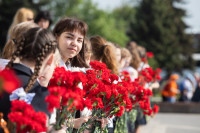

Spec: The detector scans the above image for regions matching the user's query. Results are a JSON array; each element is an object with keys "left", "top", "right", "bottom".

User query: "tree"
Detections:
[
  {"left": 50, "top": 0, "right": 129, "bottom": 46},
  {"left": 111, "top": 4, "right": 136, "bottom": 36},
  {"left": 128, "top": 0, "right": 195, "bottom": 74},
  {"left": 0, "top": 0, "right": 49, "bottom": 52}
]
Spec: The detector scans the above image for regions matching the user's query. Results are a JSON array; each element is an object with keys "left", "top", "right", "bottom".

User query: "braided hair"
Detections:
[{"left": 6, "top": 27, "right": 57, "bottom": 92}]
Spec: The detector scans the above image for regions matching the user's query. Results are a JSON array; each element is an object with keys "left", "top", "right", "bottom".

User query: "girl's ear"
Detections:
[{"left": 47, "top": 53, "right": 54, "bottom": 66}]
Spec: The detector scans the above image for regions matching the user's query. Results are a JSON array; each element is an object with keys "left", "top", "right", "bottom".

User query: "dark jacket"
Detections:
[
  {"left": 0, "top": 63, "right": 50, "bottom": 121},
  {"left": 192, "top": 86, "right": 200, "bottom": 102}
]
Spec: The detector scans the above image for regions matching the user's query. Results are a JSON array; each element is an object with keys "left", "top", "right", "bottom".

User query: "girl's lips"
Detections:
[{"left": 68, "top": 48, "right": 76, "bottom": 52}]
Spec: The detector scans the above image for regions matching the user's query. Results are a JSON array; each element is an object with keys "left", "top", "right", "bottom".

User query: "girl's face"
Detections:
[
  {"left": 115, "top": 48, "right": 121, "bottom": 63},
  {"left": 120, "top": 57, "right": 131, "bottom": 69},
  {"left": 57, "top": 31, "right": 84, "bottom": 62},
  {"left": 37, "top": 18, "right": 50, "bottom": 29}
]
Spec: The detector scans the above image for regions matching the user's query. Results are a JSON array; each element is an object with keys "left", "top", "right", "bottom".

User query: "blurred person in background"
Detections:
[
  {"left": 113, "top": 43, "right": 121, "bottom": 64},
  {"left": 126, "top": 41, "right": 141, "bottom": 71},
  {"left": 179, "top": 73, "right": 195, "bottom": 102},
  {"left": 192, "top": 72, "right": 200, "bottom": 102},
  {"left": 136, "top": 45, "right": 149, "bottom": 71},
  {"left": 120, "top": 48, "right": 138, "bottom": 81},
  {"left": 1, "top": 22, "right": 38, "bottom": 70},
  {"left": 84, "top": 38, "right": 92, "bottom": 66},
  {"left": 2, "top": 22, "right": 38, "bottom": 60},
  {"left": 162, "top": 74, "right": 179, "bottom": 103},
  {"left": 7, "top": 7, "right": 34, "bottom": 40},
  {"left": 35, "top": 10, "right": 52, "bottom": 29}
]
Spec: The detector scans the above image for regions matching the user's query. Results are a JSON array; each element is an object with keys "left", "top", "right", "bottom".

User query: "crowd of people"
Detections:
[
  {"left": 0, "top": 7, "right": 162, "bottom": 133},
  {"left": 161, "top": 72, "right": 200, "bottom": 103}
]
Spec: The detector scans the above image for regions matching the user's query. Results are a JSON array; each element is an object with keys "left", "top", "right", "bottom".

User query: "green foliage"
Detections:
[
  {"left": 111, "top": 4, "right": 136, "bottom": 35},
  {"left": 1, "top": 0, "right": 195, "bottom": 74},
  {"left": 148, "top": 57, "right": 159, "bottom": 70},
  {"left": 128, "top": 0, "right": 195, "bottom": 73},
  {"left": 50, "top": 0, "right": 129, "bottom": 46}
]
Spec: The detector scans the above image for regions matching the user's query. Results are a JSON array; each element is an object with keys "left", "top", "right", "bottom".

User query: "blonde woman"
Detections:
[{"left": 7, "top": 7, "right": 34, "bottom": 40}]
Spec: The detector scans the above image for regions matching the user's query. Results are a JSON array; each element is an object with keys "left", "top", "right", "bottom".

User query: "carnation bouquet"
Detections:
[
  {"left": 45, "top": 61, "right": 160, "bottom": 133},
  {"left": 47, "top": 61, "right": 134, "bottom": 133},
  {"left": 45, "top": 67, "right": 91, "bottom": 132},
  {"left": 8, "top": 100, "right": 47, "bottom": 133},
  {"left": 114, "top": 62, "right": 161, "bottom": 133},
  {"left": 77, "top": 61, "right": 133, "bottom": 133}
]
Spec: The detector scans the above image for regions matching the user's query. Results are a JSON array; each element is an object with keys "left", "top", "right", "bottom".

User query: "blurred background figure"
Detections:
[
  {"left": 34, "top": 10, "right": 52, "bottom": 29},
  {"left": 126, "top": 41, "right": 141, "bottom": 71},
  {"left": 120, "top": 47, "right": 138, "bottom": 81},
  {"left": 113, "top": 43, "right": 121, "bottom": 65},
  {"left": 2, "top": 22, "right": 38, "bottom": 60},
  {"left": 191, "top": 72, "right": 200, "bottom": 102},
  {"left": 7, "top": 7, "right": 34, "bottom": 40},
  {"left": 162, "top": 74, "right": 179, "bottom": 103},
  {"left": 179, "top": 73, "right": 196, "bottom": 102},
  {"left": 84, "top": 37, "right": 92, "bottom": 66},
  {"left": 1, "top": 22, "right": 38, "bottom": 70},
  {"left": 137, "top": 45, "right": 149, "bottom": 71}
]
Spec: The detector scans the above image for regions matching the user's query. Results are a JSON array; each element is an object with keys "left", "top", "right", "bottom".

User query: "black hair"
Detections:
[{"left": 35, "top": 11, "right": 52, "bottom": 26}]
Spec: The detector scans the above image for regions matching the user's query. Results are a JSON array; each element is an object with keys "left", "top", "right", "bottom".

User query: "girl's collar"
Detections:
[{"left": 59, "top": 59, "right": 71, "bottom": 70}]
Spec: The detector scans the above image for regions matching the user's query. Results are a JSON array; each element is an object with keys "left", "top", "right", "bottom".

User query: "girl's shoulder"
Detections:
[
  {"left": 121, "top": 66, "right": 137, "bottom": 73},
  {"left": 59, "top": 59, "right": 91, "bottom": 73},
  {"left": 12, "top": 63, "right": 44, "bottom": 92}
]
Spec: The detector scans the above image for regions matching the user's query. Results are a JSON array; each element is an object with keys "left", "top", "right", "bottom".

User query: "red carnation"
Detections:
[
  {"left": 146, "top": 52, "right": 154, "bottom": 58},
  {"left": 115, "top": 106, "right": 124, "bottom": 117},
  {"left": 0, "top": 69, "right": 20, "bottom": 94},
  {"left": 8, "top": 100, "right": 47, "bottom": 133},
  {"left": 152, "top": 105, "right": 159, "bottom": 114},
  {"left": 90, "top": 61, "right": 107, "bottom": 70}
]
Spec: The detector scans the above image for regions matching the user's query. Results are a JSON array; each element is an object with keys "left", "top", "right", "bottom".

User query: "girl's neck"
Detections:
[
  {"left": 20, "top": 59, "right": 35, "bottom": 72},
  {"left": 62, "top": 57, "right": 69, "bottom": 63}
]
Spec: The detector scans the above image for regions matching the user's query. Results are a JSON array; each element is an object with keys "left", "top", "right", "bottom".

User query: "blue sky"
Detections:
[{"left": 92, "top": 0, "right": 200, "bottom": 34}]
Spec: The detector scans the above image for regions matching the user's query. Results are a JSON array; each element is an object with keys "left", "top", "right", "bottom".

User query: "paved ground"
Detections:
[{"left": 141, "top": 113, "right": 200, "bottom": 133}]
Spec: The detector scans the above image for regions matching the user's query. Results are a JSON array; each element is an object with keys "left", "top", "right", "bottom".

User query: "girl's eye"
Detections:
[
  {"left": 66, "top": 36, "right": 72, "bottom": 39},
  {"left": 78, "top": 40, "right": 83, "bottom": 43}
]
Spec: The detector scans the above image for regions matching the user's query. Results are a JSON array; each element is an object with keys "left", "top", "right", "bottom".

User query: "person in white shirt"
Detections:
[
  {"left": 53, "top": 18, "right": 105, "bottom": 131},
  {"left": 120, "top": 48, "right": 138, "bottom": 81}
]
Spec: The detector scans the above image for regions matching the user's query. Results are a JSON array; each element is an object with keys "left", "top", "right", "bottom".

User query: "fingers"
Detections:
[
  {"left": 96, "top": 118, "right": 104, "bottom": 128},
  {"left": 83, "top": 116, "right": 90, "bottom": 123},
  {"left": 101, "top": 119, "right": 104, "bottom": 128},
  {"left": 96, "top": 118, "right": 108, "bottom": 128},
  {"left": 103, "top": 118, "right": 109, "bottom": 125}
]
